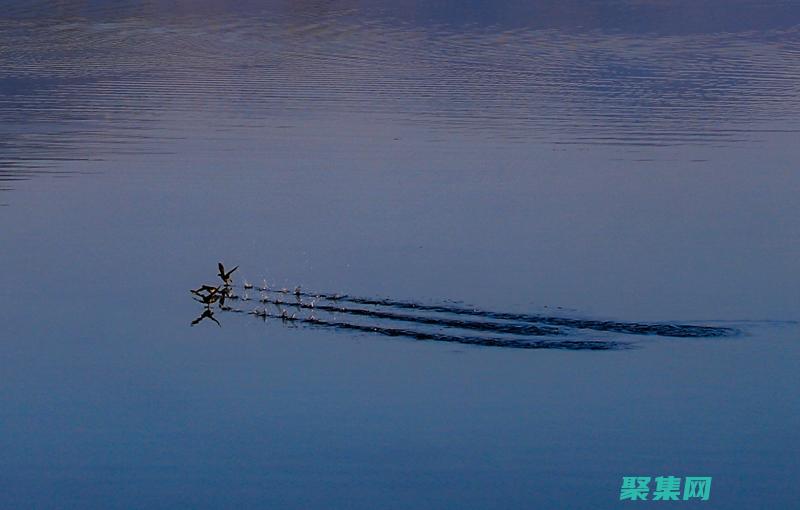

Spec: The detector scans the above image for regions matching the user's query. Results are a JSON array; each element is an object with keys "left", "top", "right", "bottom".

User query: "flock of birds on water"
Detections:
[{"left": 190, "top": 262, "right": 739, "bottom": 350}]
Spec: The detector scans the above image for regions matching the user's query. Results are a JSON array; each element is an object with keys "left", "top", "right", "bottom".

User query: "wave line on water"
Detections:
[
  {"left": 189, "top": 264, "right": 739, "bottom": 350},
  {"left": 226, "top": 307, "right": 627, "bottom": 351},
  {"left": 225, "top": 293, "right": 564, "bottom": 337},
  {"left": 229, "top": 284, "right": 738, "bottom": 338}
]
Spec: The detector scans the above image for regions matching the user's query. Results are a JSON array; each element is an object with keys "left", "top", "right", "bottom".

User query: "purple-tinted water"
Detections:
[{"left": 1, "top": 1, "right": 798, "bottom": 508}]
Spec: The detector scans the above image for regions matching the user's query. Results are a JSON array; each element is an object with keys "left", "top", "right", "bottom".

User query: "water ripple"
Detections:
[
  {"left": 188, "top": 281, "right": 739, "bottom": 350},
  {"left": 2, "top": 2, "right": 800, "bottom": 190}
]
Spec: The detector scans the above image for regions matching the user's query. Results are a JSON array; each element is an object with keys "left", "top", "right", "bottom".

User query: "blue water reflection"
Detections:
[{"left": 1, "top": 1, "right": 799, "bottom": 509}]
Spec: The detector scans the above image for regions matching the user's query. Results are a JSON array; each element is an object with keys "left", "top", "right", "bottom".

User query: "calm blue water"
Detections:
[{"left": 1, "top": 1, "right": 799, "bottom": 508}]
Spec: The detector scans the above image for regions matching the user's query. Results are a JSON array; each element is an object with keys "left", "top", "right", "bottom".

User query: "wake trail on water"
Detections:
[{"left": 188, "top": 267, "right": 740, "bottom": 350}]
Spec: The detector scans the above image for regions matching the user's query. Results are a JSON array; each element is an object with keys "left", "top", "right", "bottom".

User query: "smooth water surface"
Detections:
[{"left": 1, "top": 1, "right": 799, "bottom": 508}]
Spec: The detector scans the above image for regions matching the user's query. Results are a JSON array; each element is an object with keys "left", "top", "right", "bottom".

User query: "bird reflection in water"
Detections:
[{"left": 191, "top": 307, "right": 221, "bottom": 327}]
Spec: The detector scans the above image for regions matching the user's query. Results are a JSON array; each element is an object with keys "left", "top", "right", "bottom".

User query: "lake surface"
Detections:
[{"left": 1, "top": 1, "right": 799, "bottom": 508}]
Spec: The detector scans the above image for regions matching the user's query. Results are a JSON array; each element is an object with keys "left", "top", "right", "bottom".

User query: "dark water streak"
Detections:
[
  {"left": 209, "top": 305, "right": 627, "bottom": 351},
  {"left": 193, "top": 279, "right": 737, "bottom": 351},
  {"left": 230, "top": 284, "right": 738, "bottom": 338}
]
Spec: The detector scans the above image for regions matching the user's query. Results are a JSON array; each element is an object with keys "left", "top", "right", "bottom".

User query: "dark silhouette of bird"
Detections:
[
  {"left": 191, "top": 284, "right": 221, "bottom": 296},
  {"left": 193, "top": 290, "right": 221, "bottom": 308},
  {"left": 218, "top": 262, "right": 238, "bottom": 286},
  {"left": 191, "top": 308, "right": 221, "bottom": 327},
  {"left": 190, "top": 285, "right": 229, "bottom": 307}
]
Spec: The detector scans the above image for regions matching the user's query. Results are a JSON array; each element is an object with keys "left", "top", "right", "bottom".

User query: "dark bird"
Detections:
[
  {"left": 191, "top": 285, "right": 228, "bottom": 307},
  {"left": 191, "top": 308, "right": 221, "bottom": 327},
  {"left": 191, "top": 284, "right": 221, "bottom": 296},
  {"left": 218, "top": 262, "right": 238, "bottom": 286},
  {"left": 193, "top": 291, "right": 221, "bottom": 308}
]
